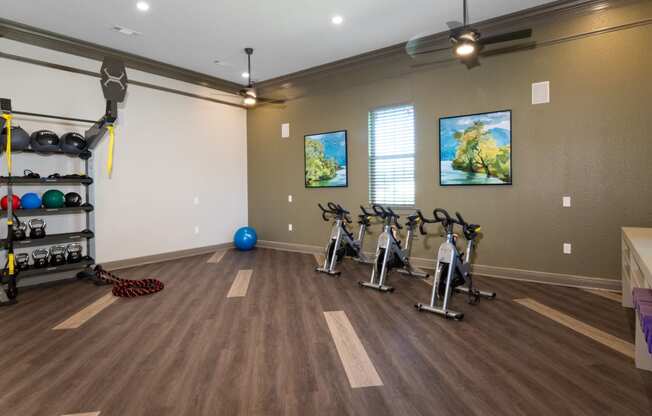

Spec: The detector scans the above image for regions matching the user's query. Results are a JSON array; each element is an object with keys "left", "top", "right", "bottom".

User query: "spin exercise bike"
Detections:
[
  {"left": 316, "top": 203, "right": 374, "bottom": 276},
  {"left": 359, "top": 205, "right": 429, "bottom": 292},
  {"left": 415, "top": 208, "right": 496, "bottom": 320}
]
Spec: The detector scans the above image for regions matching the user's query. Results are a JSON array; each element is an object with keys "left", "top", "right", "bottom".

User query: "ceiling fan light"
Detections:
[
  {"left": 243, "top": 96, "right": 257, "bottom": 106},
  {"left": 455, "top": 42, "right": 476, "bottom": 57}
]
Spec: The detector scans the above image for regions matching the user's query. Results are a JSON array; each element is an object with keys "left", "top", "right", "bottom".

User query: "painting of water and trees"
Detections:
[
  {"left": 304, "top": 130, "right": 348, "bottom": 188},
  {"left": 439, "top": 110, "right": 512, "bottom": 186}
]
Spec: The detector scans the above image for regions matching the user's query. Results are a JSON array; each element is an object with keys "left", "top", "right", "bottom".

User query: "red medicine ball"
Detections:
[{"left": 1, "top": 195, "right": 21, "bottom": 210}]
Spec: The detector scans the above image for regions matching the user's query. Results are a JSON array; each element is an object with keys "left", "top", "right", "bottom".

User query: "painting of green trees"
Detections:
[
  {"left": 440, "top": 111, "right": 512, "bottom": 185},
  {"left": 304, "top": 130, "right": 348, "bottom": 188}
]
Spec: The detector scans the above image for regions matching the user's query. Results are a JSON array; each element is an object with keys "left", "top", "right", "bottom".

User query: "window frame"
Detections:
[{"left": 367, "top": 102, "right": 417, "bottom": 209}]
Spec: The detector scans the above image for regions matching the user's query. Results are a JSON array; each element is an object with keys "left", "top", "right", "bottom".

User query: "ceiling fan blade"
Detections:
[
  {"left": 480, "top": 28, "right": 532, "bottom": 45},
  {"left": 446, "top": 20, "right": 464, "bottom": 30},
  {"left": 480, "top": 41, "right": 537, "bottom": 57},
  {"left": 409, "top": 44, "right": 452, "bottom": 57},
  {"left": 406, "top": 33, "right": 450, "bottom": 56},
  {"left": 257, "top": 97, "right": 286, "bottom": 104},
  {"left": 211, "top": 92, "right": 241, "bottom": 98}
]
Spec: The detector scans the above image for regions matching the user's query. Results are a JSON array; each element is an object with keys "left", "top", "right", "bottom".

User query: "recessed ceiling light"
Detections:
[
  {"left": 136, "top": 1, "right": 150, "bottom": 12},
  {"left": 331, "top": 15, "right": 344, "bottom": 25},
  {"left": 241, "top": 72, "right": 250, "bottom": 78}
]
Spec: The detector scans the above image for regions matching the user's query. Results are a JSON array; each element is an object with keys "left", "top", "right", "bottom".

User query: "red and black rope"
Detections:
[{"left": 95, "top": 266, "right": 164, "bottom": 297}]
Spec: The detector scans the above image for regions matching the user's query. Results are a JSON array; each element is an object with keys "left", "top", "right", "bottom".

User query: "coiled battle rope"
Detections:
[{"left": 95, "top": 265, "right": 164, "bottom": 297}]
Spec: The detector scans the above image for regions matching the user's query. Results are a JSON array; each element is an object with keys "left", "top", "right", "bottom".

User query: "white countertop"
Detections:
[{"left": 623, "top": 227, "right": 652, "bottom": 279}]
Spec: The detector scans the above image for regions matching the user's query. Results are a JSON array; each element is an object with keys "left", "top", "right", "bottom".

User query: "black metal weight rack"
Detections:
[{"left": 0, "top": 58, "right": 127, "bottom": 305}]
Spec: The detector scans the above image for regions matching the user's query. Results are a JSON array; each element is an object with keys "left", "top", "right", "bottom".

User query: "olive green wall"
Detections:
[{"left": 247, "top": 1, "right": 652, "bottom": 280}]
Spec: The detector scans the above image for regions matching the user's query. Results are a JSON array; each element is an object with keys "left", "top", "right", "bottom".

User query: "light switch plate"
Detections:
[
  {"left": 288, "top": 195, "right": 293, "bottom": 203},
  {"left": 532, "top": 81, "right": 550, "bottom": 105},
  {"left": 562, "top": 196, "right": 571, "bottom": 208},
  {"left": 281, "top": 123, "right": 290, "bottom": 138},
  {"left": 288, "top": 224, "right": 293, "bottom": 231},
  {"left": 563, "top": 243, "right": 572, "bottom": 255}
]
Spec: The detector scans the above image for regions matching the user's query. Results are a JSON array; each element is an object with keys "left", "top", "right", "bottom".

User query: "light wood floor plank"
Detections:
[
  {"left": 582, "top": 289, "right": 622, "bottom": 302},
  {"left": 323, "top": 310, "right": 383, "bottom": 389},
  {"left": 53, "top": 293, "right": 117, "bottom": 330},
  {"left": 226, "top": 269, "right": 253, "bottom": 298},
  {"left": 207, "top": 250, "right": 228, "bottom": 264},
  {"left": 514, "top": 298, "right": 634, "bottom": 358}
]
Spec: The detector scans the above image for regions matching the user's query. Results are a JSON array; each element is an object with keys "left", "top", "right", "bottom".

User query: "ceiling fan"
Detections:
[
  {"left": 238, "top": 48, "right": 284, "bottom": 106},
  {"left": 406, "top": 0, "right": 533, "bottom": 69}
]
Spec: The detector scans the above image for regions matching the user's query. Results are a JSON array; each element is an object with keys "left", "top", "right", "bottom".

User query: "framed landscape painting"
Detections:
[
  {"left": 439, "top": 110, "right": 512, "bottom": 186},
  {"left": 304, "top": 130, "right": 348, "bottom": 188}
]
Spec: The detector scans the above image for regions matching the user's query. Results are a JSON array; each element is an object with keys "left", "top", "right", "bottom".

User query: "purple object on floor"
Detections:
[
  {"left": 633, "top": 288, "right": 652, "bottom": 311},
  {"left": 637, "top": 304, "right": 652, "bottom": 354}
]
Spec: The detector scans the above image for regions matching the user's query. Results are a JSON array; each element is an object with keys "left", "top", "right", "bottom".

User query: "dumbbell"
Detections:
[
  {"left": 32, "top": 248, "right": 49, "bottom": 268},
  {"left": 28, "top": 218, "right": 47, "bottom": 239},
  {"left": 66, "top": 243, "right": 83, "bottom": 263},
  {"left": 15, "top": 253, "right": 30, "bottom": 271},
  {"left": 12, "top": 222, "right": 27, "bottom": 240},
  {"left": 49, "top": 245, "right": 66, "bottom": 266}
]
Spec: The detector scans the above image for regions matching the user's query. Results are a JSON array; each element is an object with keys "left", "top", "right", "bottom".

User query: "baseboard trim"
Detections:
[
  {"left": 101, "top": 243, "right": 233, "bottom": 271},
  {"left": 257, "top": 240, "right": 621, "bottom": 292},
  {"left": 257, "top": 240, "right": 324, "bottom": 255}
]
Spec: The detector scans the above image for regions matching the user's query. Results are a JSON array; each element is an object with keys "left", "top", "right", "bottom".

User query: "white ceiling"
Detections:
[{"left": 1, "top": 0, "right": 556, "bottom": 84}]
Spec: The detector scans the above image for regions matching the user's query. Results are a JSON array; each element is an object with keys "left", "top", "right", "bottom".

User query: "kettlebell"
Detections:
[
  {"left": 28, "top": 218, "right": 47, "bottom": 239},
  {"left": 49, "top": 245, "right": 66, "bottom": 266},
  {"left": 66, "top": 243, "right": 83, "bottom": 263},
  {"left": 15, "top": 253, "right": 30, "bottom": 271},
  {"left": 32, "top": 248, "right": 49, "bottom": 268},
  {"left": 13, "top": 222, "right": 27, "bottom": 240}
]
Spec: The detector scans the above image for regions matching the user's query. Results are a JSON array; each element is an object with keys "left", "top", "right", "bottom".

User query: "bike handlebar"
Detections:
[
  {"left": 318, "top": 202, "right": 352, "bottom": 223},
  {"left": 431, "top": 208, "right": 482, "bottom": 239},
  {"left": 370, "top": 204, "right": 402, "bottom": 229}
]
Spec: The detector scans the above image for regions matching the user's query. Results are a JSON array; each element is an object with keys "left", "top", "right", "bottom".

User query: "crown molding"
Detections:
[{"left": 0, "top": 18, "right": 244, "bottom": 94}]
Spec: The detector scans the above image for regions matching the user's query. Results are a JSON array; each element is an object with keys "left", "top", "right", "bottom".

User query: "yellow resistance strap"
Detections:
[
  {"left": 1, "top": 114, "right": 12, "bottom": 173},
  {"left": 2, "top": 115, "right": 15, "bottom": 276},
  {"left": 107, "top": 124, "right": 115, "bottom": 176},
  {"left": 7, "top": 253, "right": 14, "bottom": 275}
]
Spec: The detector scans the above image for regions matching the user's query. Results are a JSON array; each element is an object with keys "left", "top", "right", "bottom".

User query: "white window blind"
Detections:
[{"left": 368, "top": 104, "right": 416, "bottom": 207}]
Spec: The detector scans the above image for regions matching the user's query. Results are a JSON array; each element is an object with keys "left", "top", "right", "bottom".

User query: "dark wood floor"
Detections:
[{"left": 1, "top": 248, "right": 650, "bottom": 416}]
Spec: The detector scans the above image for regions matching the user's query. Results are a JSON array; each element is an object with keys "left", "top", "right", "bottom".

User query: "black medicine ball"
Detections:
[
  {"left": 60, "top": 132, "right": 88, "bottom": 154},
  {"left": 1, "top": 125, "right": 31, "bottom": 151},
  {"left": 64, "top": 192, "right": 82, "bottom": 207},
  {"left": 30, "top": 130, "right": 60, "bottom": 153}
]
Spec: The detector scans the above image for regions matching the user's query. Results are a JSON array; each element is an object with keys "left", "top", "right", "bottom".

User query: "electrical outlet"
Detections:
[
  {"left": 288, "top": 195, "right": 293, "bottom": 203},
  {"left": 562, "top": 196, "right": 571, "bottom": 208},
  {"left": 193, "top": 196, "right": 200, "bottom": 205},
  {"left": 194, "top": 226, "right": 200, "bottom": 235},
  {"left": 563, "top": 243, "right": 572, "bottom": 255},
  {"left": 288, "top": 224, "right": 293, "bottom": 232}
]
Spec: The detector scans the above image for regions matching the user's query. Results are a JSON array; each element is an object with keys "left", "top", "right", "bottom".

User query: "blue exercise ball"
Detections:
[
  {"left": 234, "top": 226, "right": 257, "bottom": 251},
  {"left": 21, "top": 192, "right": 42, "bottom": 209}
]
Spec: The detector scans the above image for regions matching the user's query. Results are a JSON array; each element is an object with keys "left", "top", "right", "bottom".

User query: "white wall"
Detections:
[{"left": 0, "top": 39, "right": 248, "bottom": 264}]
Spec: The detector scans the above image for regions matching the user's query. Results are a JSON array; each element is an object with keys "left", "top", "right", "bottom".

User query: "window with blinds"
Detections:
[{"left": 368, "top": 104, "right": 416, "bottom": 207}]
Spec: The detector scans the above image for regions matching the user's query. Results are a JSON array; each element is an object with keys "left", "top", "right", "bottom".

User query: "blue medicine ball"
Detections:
[
  {"left": 234, "top": 226, "right": 257, "bottom": 251},
  {"left": 21, "top": 192, "right": 42, "bottom": 209}
]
